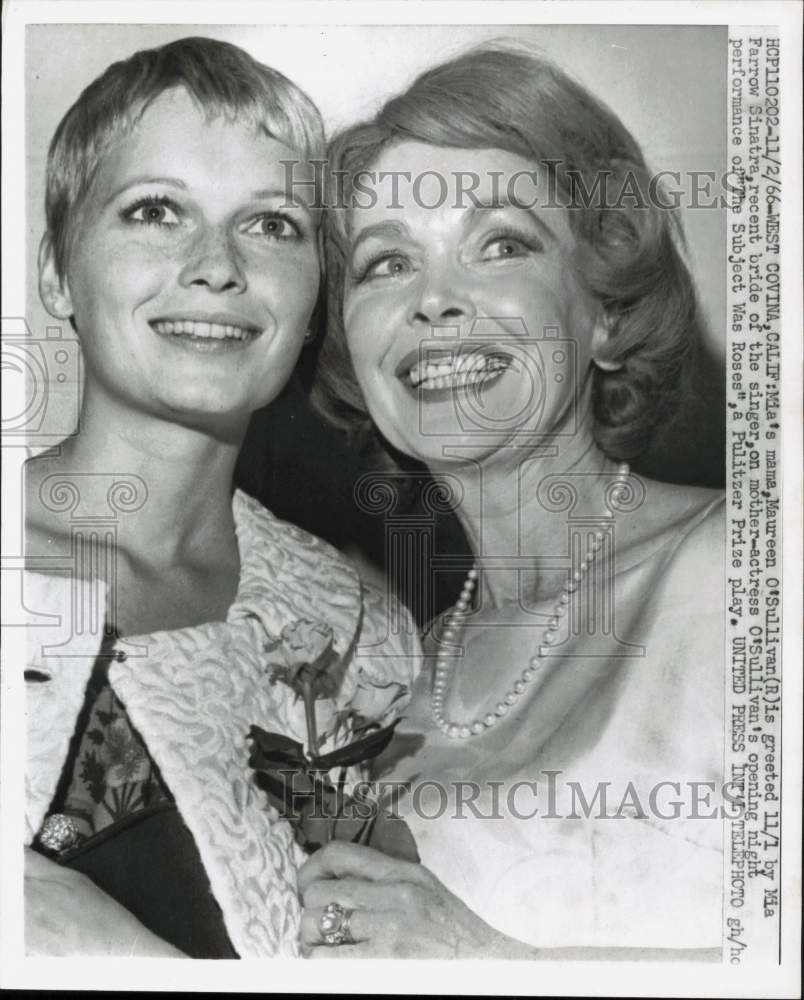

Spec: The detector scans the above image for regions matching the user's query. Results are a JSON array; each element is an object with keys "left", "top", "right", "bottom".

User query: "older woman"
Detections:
[
  {"left": 302, "top": 46, "right": 726, "bottom": 957},
  {"left": 23, "top": 37, "right": 416, "bottom": 958}
]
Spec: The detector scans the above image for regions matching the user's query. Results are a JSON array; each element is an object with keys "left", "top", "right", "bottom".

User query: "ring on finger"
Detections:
[{"left": 319, "top": 901, "right": 356, "bottom": 946}]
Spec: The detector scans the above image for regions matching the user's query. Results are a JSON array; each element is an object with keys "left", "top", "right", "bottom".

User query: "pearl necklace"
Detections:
[{"left": 432, "top": 462, "right": 630, "bottom": 739}]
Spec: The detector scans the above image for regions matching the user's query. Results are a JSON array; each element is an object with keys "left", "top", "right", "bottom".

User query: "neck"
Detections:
[
  {"left": 46, "top": 382, "right": 247, "bottom": 565},
  {"left": 430, "top": 394, "right": 627, "bottom": 609}
]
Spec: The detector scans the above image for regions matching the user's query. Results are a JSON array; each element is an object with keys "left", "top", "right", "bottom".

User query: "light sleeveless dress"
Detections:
[{"left": 382, "top": 494, "right": 725, "bottom": 953}]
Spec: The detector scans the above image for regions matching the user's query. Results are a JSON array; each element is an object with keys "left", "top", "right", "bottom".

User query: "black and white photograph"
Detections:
[{"left": 1, "top": 2, "right": 801, "bottom": 995}]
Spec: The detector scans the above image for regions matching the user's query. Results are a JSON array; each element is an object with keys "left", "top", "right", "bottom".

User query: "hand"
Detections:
[
  {"left": 298, "top": 841, "right": 533, "bottom": 959},
  {"left": 24, "top": 848, "right": 184, "bottom": 957}
]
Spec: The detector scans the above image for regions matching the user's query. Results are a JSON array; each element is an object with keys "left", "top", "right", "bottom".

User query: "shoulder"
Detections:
[
  {"left": 660, "top": 482, "right": 724, "bottom": 557},
  {"left": 23, "top": 449, "right": 75, "bottom": 557},
  {"left": 615, "top": 479, "right": 725, "bottom": 645},
  {"left": 625, "top": 477, "right": 725, "bottom": 569},
  {"left": 619, "top": 481, "right": 725, "bottom": 686}
]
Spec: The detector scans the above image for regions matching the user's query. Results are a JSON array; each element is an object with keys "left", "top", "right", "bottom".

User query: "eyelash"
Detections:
[
  {"left": 351, "top": 249, "right": 410, "bottom": 285},
  {"left": 245, "top": 212, "right": 303, "bottom": 241},
  {"left": 120, "top": 194, "right": 179, "bottom": 228},
  {"left": 482, "top": 226, "right": 544, "bottom": 256},
  {"left": 351, "top": 224, "right": 545, "bottom": 284},
  {"left": 119, "top": 197, "right": 304, "bottom": 241}
]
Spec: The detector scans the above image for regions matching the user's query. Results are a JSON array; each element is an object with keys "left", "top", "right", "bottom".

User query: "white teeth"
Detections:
[
  {"left": 408, "top": 353, "right": 513, "bottom": 388},
  {"left": 152, "top": 320, "right": 258, "bottom": 340},
  {"left": 414, "top": 366, "right": 509, "bottom": 392}
]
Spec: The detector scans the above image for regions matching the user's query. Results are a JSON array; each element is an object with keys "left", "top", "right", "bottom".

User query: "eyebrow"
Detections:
[
  {"left": 349, "top": 203, "right": 558, "bottom": 255},
  {"left": 468, "top": 198, "right": 559, "bottom": 241},
  {"left": 349, "top": 220, "right": 410, "bottom": 256},
  {"left": 252, "top": 188, "right": 319, "bottom": 216},
  {"left": 104, "top": 176, "right": 188, "bottom": 206},
  {"left": 104, "top": 178, "right": 315, "bottom": 216}
]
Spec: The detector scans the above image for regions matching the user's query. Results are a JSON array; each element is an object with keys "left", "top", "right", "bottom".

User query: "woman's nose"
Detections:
[
  {"left": 178, "top": 225, "right": 246, "bottom": 293},
  {"left": 408, "top": 267, "right": 476, "bottom": 327}
]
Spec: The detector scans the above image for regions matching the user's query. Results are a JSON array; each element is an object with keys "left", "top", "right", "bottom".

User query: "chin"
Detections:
[
  {"left": 376, "top": 398, "right": 527, "bottom": 471},
  {"left": 154, "top": 388, "right": 252, "bottom": 425},
  {"left": 372, "top": 416, "right": 503, "bottom": 470}
]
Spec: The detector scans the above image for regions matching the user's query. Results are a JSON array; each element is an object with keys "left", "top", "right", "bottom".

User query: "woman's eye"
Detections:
[
  {"left": 482, "top": 234, "right": 537, "bottom": 260},
  {"left": 124, "top": 199, "right": 180, "bottom": 227},
  {"left": 362, "top": 254, "right": 412, "bottom": 281},
  {"left": 244, "top": 214, "right": 300, "bottom": 239}
]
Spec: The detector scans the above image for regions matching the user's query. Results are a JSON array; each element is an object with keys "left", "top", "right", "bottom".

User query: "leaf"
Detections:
[
  {"left": 247, "top": 725, "right": 305, "bottom": 757},
  {"left": 310, "top": 718, "right": 403, "bottom": 771},
  {"left": 247, "top": 719, "right": 420, "bottom": 862},
  {"left": 79, "top": 749, "right": 107, "bottom": 803},
  {"left": 252, "top": 766, "right": 340, "bottom": 853},
  {"left": 247, "top": 725, "right": 307, "bottom": 770}
]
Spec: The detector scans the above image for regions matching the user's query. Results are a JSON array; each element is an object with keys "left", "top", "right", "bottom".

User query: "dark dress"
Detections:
[{"left": 36, "top": 638, "right": 237, "bottom": 958}]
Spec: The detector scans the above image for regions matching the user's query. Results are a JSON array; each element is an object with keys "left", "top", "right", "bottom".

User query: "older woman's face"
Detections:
[
  {"left": 45, "top": 87, "right": 319, "bottom": 425},
  {"left": 342, "top": 142, "right": 606, "bottom": 464}
]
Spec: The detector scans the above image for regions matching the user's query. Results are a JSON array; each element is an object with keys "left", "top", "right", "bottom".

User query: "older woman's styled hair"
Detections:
[
  {"left": 45, "top": 36, "right": 325, "bottom": 280},
  {"left": 313, "top": 45, "right": 702, "bottom": 461}
]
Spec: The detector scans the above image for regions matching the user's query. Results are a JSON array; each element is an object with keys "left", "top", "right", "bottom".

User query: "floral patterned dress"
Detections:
[
  {"left": 38, "top": 635, "right": 237, "bottom": 958},
  {"left": 48, "top": 641, "right": 171, "bottom": 840}
]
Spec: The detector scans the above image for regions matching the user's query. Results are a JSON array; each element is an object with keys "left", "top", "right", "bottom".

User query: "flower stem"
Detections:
[{"left": 301, "top": 673, "right": 319, "bottom": 754}]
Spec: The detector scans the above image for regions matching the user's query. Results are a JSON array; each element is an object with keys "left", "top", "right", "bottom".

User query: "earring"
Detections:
[
  {"left": 593, "top": 356, "right": 623, "bottom": 372},
  {"left": 303, "top": 329, "right": 315, "bottom": 343},
  {"left": 594, "top": 311, "right": 622, "bottom": 371}
]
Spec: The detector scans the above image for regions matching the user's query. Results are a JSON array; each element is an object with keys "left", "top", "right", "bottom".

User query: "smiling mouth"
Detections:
[
  {"left": 150, "top": 319, "right": 262, "bottom": 342},
  {"left": 403, "top": 351, "right": 516, "bottom": 391}
]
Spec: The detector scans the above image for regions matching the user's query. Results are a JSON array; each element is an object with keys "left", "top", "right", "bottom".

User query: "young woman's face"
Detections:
[
  {"left": 341, "top": 142, "right": 604, "bottom": 466},
  {"left": 47, "top": 87, "right": 320, "bottom": 426}
]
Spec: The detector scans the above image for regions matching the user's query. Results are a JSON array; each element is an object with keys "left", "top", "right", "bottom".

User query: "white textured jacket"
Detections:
[{"left": 23, "top": 490, "right": 420, "bottom": 956}]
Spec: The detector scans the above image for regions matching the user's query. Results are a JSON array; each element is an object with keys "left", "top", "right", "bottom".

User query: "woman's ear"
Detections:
[
  {"left": 38, "top": 235, "right": 74, "bottom": 320},
  {"left": 590, "top": 309, "right": 623, "bottom": 372}
]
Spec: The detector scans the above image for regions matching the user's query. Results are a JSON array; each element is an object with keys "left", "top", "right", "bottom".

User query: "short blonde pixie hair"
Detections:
[{"left": 45, "top": 36, "right": 326, "bottom": 280}]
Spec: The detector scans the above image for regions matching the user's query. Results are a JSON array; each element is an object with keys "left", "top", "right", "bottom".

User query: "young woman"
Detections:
[
  {"left": 23, "top": 36, "right": 417, "bottom": 958},
  {"left": 302, "top": 46, "right": 725, "bottom": 958}
]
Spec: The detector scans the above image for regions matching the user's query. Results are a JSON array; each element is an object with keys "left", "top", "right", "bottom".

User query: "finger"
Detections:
[
  {"left": 302, "top": 877, "right": 428, "bottom": 926},
  {"left": 298, "top": 840, "right": 419, "bottom": 893},
  {"left": 300, "top": 903, "right": 373, "bottom": 947},
  {"left": 301, "top": 875, "right": 396, "bottom": 910},
  {"left": 308, "top": 942, "right": 374, "bottom": 959}
]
